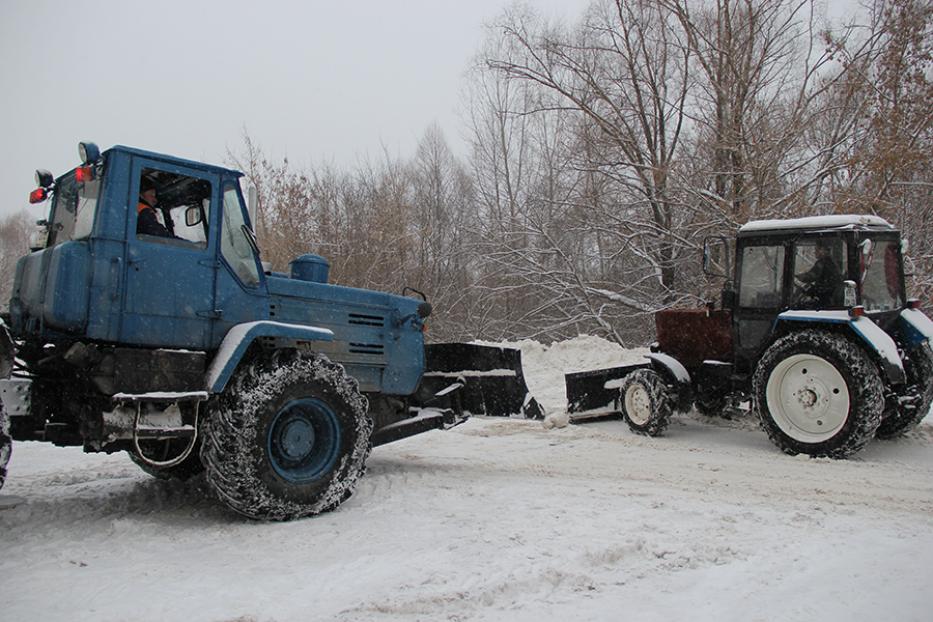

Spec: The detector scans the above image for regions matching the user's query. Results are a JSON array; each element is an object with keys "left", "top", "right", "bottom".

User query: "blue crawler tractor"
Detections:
[{"left": 0, "top": 143, "right": 540, "bottom": 520}]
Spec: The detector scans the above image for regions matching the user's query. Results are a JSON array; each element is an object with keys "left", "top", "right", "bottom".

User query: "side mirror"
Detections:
[
  {"left": 248, "top": 185, "right": 258, "bottom": 227},
  {"left": 703, "top": 236, "right": 732, "bottom": 277},
  {"left": 843, "top": 280, "right": 857, "bottom": 307},
  {"left": 185, "top": 206, "right": 203, "bottom": 227}
]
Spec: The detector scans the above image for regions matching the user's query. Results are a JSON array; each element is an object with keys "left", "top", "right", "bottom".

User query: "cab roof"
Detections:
[
  {"left": 105, "top": 144, "right": 243, "bottom": 178},
  {"left": 738, "top": 214, "right": 894, "bottom": 236}
]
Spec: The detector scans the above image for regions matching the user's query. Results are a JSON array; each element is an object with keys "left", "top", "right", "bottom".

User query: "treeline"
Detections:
[
  {"left": 3, "top": 0, "right": 931, "bottom": 346},
  {"left": 236, "top": 0, "right": 933, "bottom": 345}
]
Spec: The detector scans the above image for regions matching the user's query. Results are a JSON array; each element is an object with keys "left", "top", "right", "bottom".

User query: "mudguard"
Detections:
[
  {"left": 776, "top": 310, "right": 905, "bottom": 385},
  {"left": 206, "top": 321, "right": 334, "bottom": 393},
  {"left": 899, "top": 308, "right": 933, "bottom": 348}
]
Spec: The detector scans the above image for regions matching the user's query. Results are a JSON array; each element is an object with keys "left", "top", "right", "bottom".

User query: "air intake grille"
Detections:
[
  {"left": 348, "top": 313, "right": 385, "bottom": 327},
  {"left": 349, "top": 343, "right": 384, "bottom": 355}
]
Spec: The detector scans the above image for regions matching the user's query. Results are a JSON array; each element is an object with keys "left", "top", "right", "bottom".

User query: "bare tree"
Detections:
[{"left": 0, "top": 211, "right": 32, "bottom": 311}]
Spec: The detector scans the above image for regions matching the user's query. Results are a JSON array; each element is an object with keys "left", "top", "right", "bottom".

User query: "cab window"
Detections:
[
  {"left": 48, "top": 169, "right": 100, "bottom": 246},
  {"left": 221, "top": 182, "right": 260, "bottom": 287},
  {"left": 792, "top": 238, "right": 847, "bottom": 309},
  {"left": 136, "top": 168, "right": 211, "bottom": 247},
  {"left": 860, "top": 237, "right": 904, "bottom": 312},
  {"left": 739, "top": 245, "right": 785, "bottom": 308}
]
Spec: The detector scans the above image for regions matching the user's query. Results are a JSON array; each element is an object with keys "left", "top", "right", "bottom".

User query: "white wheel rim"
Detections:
[
  {"left": 624, "top": 383, "right": 652, "bottom": 426},
  {"left": 765, "top": 353, "right": 850, "bottom": 443}
]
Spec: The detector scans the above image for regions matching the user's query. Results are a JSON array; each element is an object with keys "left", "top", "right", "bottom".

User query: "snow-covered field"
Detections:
[{"left": 2, "top": 336, "right": 932, "bottom": 622}]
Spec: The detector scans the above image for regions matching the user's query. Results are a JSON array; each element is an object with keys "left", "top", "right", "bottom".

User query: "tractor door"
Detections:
[
  {"left": 208, "top": 179, "right": 269, "bottom": 349},
  {"left": 121, "top": 158, "right": 219, "bottom": 349},
  {"left": 733, "top": 240, "right": 788, "bottom": 373}
]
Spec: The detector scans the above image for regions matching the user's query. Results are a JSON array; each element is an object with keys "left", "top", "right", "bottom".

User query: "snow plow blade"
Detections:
[
  {"left": 565, "top": 365, "right": 643, "bottom": 422},
  {"left": 418, "top": 343, "right": 544, "bottom": 419}
]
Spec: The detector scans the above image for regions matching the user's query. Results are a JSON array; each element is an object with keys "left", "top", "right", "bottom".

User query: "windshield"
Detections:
[
  {"left": 859, "top": 236, "right": 904, "bottom": 312},
  {"left": 739, "top": 244, "right": 786, "bottom": 308},
  {"left": 47, "top": 168, "right": 101, "bottom": 246}
]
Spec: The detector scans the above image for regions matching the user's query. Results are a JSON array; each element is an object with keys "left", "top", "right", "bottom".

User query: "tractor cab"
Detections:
[
  {"left": 706, "top": 215, "right": 908, "bottom": 375},
  {"left": 567, "top": 214, "right": 933, "bottom": 459}
]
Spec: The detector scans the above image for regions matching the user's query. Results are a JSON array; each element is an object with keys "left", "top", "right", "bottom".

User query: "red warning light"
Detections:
[{"left": 29, "top": 188, "right": 48, "bottom": 204}]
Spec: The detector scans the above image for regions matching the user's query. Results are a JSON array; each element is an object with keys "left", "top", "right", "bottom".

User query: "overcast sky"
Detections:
[
  {"left": 0, "top": 0, "right": 592, "bottom": 220},
  {"left": 1, "top": 0, "right": 859, "bottom": 221}
]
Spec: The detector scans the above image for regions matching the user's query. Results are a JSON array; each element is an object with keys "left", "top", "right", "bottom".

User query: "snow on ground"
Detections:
[{"left": 2, "top": 336, "right": 933, "bottom": 622}]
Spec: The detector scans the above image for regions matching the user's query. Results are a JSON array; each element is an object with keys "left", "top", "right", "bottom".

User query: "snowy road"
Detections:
[{"left": 2, "top": 338, "right": 933, "bottom": 622}]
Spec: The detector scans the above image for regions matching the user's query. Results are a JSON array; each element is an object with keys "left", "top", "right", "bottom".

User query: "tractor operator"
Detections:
[
  {"left": 797, "top": 241, "right": 842, "bottom": 307},
  {"left": 136, "top": 177, "right": 172, "bottom": 237}
]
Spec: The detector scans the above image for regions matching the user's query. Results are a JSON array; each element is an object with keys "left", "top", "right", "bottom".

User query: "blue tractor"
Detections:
[{"left": 0, "top": 143, "right": 541, "bottom": 519}]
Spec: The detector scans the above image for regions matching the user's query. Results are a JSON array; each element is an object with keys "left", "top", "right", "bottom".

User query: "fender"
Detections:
[
  {"left": 899, "top": 308, "right": 933, "bottom": 348},
  {"left": 645, "top": 352, "right": 691, "bottom": 386},
  {"left": 776, "top": 310, "right": 905, "bottom": 385},
  {"left": 206, "top": 321, "right": 334, "bottom": 394},
  {"left": 646, "top": 352, "right": 693, "bottom": 412}
]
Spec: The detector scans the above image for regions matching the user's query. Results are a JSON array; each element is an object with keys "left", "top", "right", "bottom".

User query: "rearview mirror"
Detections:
[
  {"left": 185, "top": 206, "right": 202, "bottom": 227},
  {"left": 703, "top": 236, "right": 732, "bottom": 278}
]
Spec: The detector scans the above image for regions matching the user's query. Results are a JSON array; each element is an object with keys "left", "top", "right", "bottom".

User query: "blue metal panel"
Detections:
[
  {"left": 266, "top": 276, "right": 425, "bottom": 395},
  {"left": 899, "top": 309, "right": 933, "bottom": 347},
  {"left": 9, "top": 251, "right": 47, "bottom": 334},
  {"left": 42, "top": 242, "right": 91, "bottom": 332},
  {"left": 209, "top": 176, "right": 269, "bottom": 348},
  {"left": 9, "top": 242, "right": 90, "bottom": 336},
  {"left": 108, "top": 145, "right": 243, "bottom": 179},
  {"left": 86, "top": 149, "right": 132, "bottom": 342}
]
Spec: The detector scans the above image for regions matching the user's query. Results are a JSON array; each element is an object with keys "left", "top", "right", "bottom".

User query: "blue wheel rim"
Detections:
[{"left": 267, "top": 398, "right": 341, "bottom": 483}]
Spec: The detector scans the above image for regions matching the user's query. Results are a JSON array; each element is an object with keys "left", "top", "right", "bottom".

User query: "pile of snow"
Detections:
[{"left": 1, "top": 336, "right": 932, "bottom": 622}]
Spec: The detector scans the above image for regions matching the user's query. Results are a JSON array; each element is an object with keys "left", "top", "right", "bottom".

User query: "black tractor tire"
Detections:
[
  {"left": 752, "top": 330, "right": 884, "bottom": 458},
  {"left": 200, "top": 350, "right": 372, "bottom": 521},
  {"left": 129, "top": 438, "right": 205, "bottom": 481},
  {"left": 876, "top": 343, "right": 933, "bottom": 439},
  {"left": 0, "top": 403, "right": 10, "bottom": 491},
  {"left": 619, "top": 369, "right": 673, "bottom": 437}
]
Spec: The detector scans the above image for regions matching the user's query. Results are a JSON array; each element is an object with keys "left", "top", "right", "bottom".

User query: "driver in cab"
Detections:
[
  {"left": 797, "top": 241, "right": 842, "bottom": 307},
  {"left": 136, "top": 177, "right": 172, "bottom": 238}
]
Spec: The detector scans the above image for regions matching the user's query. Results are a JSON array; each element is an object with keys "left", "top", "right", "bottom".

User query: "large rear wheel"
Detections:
[
  {"left": 753, "top": 330, "right": 883, "bottom": 458},
  {"left": 201, "top": 351, "right": 371, "bottom": 520}
]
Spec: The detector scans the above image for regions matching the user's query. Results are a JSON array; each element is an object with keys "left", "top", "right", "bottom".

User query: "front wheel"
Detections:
[
  {"left": 201, "top": 351, "right": 371, "bottom": 521},
  {"left": 753, "top": 330, "right": 884, "bottom": 458},
  {"left": 619, "top": 369, "right": 673, "bottom": 437}
]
